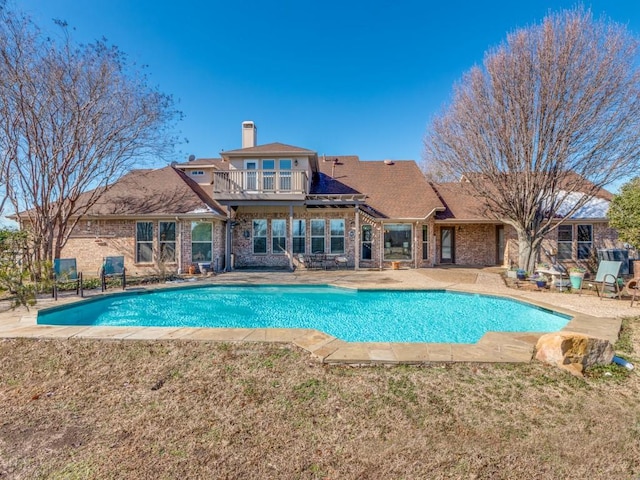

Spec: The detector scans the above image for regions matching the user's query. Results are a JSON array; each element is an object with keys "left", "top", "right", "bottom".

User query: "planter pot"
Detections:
[
  {"left": 516, "top": 273, "right": 527, "bottom": 281},
  {"left": 569, "top": 272, "right": 584, "bottom": 290},
  {"left": 536, "top": 280, "right": 548, "bottom": 289}
]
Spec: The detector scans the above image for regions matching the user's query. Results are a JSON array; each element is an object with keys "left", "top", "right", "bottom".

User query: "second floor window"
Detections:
[{"left": 279, "top": 159, "right": 292, "bottom": 191}]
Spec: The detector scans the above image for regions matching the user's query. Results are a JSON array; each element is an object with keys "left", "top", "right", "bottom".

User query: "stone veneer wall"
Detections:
[{"left": 60, "top": 218, "right": 225, "bottom": 277}]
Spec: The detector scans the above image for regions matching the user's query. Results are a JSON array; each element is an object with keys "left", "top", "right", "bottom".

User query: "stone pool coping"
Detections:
[{"left": 0, "top": 268, "right": 626, "bottom": 365}]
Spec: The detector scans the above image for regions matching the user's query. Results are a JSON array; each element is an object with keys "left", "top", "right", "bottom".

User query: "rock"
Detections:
[{"left": 535, "top": 332, "right": 614, "bottom": 376}]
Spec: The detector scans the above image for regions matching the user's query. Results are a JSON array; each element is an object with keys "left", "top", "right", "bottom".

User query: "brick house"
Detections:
[{"left": 51, "top": 121, "right": 622, "bottom": 275}]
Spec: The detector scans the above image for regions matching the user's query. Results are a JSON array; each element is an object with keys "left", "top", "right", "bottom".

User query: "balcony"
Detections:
[{"left": 212, "top": 169, "right": 308, "bottom": 203}]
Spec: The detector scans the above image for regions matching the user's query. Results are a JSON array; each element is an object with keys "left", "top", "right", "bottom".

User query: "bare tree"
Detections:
[
  {"left": 0, "top": 6, "right": 181, "bottom": 274},
  {"left": 424, "top": 8, "right": 640, "bottom": 272}
]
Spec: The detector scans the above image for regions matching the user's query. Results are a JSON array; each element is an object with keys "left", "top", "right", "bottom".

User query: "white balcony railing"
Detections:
[{"left": 212, "top": 169, "right": 308, "bottom": 195}]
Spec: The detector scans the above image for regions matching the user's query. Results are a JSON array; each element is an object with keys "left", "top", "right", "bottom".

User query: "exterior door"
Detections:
[
  {"left": 440, "top": 227, "right": 454, "bottom": 264},
  {"left": 496, "top": 225, "right": 505, "bottom": 266}
]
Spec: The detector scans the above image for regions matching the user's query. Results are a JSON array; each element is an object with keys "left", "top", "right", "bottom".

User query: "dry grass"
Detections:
[{"left": 1, "top": 322, "right": 639, "bottom": 479}]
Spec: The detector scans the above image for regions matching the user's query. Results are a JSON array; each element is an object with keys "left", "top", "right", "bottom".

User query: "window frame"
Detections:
[
  {"left": 136, "top": 221, "right": 154, "bottom": 264},
  {"left": 292, "top": 219, "right": 306, "bottom": 254},
  {"left": 330, "top": 219, "right": 345, "bottom": 254},
  {"left": 191, "top": 222, "right": 213, "bottom": 262},
  {"left": 557, "top": 224, "right": 573, "bottom": 261},
  {"left": 577, "top": 224, "right": 593, "bottom": 260},
  {"left": 310, "top": 219, "right": 325, "bottom": 254},
  {"left": 422, "top": 225, "right": 429, "bottom": 260},
  {"left": 253, "top": 219, "right": 267, "bottom": 254},
  {"left": 383, "top": 223, "right": 412, "bottom": 261},
  {"left": 271, "top": 219, "right": 287, "bottom": 255},
  {"left": 361, "top": 224, "right": 373, "bottom": 260},
  {"left": 159, "top": 221, "right": 176, "bottom": 263}
]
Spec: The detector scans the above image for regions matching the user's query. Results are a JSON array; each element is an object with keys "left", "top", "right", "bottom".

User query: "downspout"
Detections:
[
  {"left": 225, "top": 209, "right": 232, "bottom": 272},
  {"left": 175, "top": 217, "right": 182, "bottom": 274},
  {"left": 288, "top": 204, "right": 294, "bottom": 271},
  {"left": 355, "top": 206, "right": 360, "bottom": 270},
  {"left": 379, "top": 222, "right": 384, "bottom": 271},
  {"left": 414, "top": 221, "right": 418, "bottom": 269}
]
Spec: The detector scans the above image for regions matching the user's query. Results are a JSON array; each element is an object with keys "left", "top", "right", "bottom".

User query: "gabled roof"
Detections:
[
  {"left": 433, "top": 178, "right": 612, "bottom": 222},
  {"left": 314, "top": 156, "right": 444, "bottom": 219},
  {"left": 431, "top": 182, "right": 494, "bottom": 222},
  {"left": 76, "top": 166, "right": 226, "bottom": 217},
  {"left": 221, "top": 142, "right": 316, "bottom": 156}
]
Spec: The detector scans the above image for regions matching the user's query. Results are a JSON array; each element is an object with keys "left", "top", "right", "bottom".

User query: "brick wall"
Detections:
[
  {"left": 61, "top": 218, "right": 224, "bottom": 277},
  {"left": 506, "top": 221, "right": 621, "bottom": 268},
  {"left": 231, "top": 207, "right": 357, "bottom": 269},
  {"left": 433, "top": 224, "right": 499, "bottom": 266}
]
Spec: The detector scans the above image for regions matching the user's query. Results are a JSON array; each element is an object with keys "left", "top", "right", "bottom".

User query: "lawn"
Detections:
[{"left": 0, "top": 318, "right": 639, "bottom": 479}]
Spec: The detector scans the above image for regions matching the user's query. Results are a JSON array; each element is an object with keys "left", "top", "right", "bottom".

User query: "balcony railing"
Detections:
[{"left": 212, "top": 169, "right": 308, "bottom": 195}]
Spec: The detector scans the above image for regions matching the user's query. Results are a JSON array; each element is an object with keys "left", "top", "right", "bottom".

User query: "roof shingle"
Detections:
[
  {"left": 314, "top": 156, "right": 444, "bottom": 219},
  {"left": 78, "top": 166, "right": 226, "bottom": 217}
]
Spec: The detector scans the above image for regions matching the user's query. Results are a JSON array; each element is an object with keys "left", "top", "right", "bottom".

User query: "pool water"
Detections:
[{"left": 38, "top": 285, "right": 570, "bottom": 344}]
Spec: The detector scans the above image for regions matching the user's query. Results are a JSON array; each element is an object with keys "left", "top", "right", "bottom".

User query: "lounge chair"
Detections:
[
  {"left": 580, "top": 260, "right": 622, "bottom": 300},
  {"left": 52, "top": 258, "right": 83, "bottom": 300},
  {"left": 101, "top": 256, "right": 126, "bottom": 291}
]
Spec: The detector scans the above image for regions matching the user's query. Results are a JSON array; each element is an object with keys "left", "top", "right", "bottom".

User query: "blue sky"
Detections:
[{"left": 14, "top": 0, "right": 640, "bottom": 165}]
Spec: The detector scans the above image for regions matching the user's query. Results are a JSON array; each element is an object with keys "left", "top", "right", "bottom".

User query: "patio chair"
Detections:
[
  {"left": 626, "top": 278, "right": 640, "bottom": 307},
  {"left": 101, "top": 256, "right": 126, "bottom": 292},
  {"left": 52, "top": 258, "right": 83, "bottom": 300},
  {"left": 334, "top": 256, "right": 348, "bottom": 269},
  {"left": 580, "top": 260, "right": 622, "bottom": 300}
]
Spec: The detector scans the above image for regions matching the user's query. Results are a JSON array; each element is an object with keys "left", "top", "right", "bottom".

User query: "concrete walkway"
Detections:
[{"left": 0, "top": 268, "right": 630, "bottom": 365}]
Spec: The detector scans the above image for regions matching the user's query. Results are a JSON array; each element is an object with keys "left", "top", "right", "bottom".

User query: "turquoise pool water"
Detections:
[{"left": 38, "top": 285, "right": 570, "bottom": 343}]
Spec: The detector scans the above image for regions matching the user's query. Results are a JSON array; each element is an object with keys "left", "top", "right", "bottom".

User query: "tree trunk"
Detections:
[{"left": 515, "top": 228, "right": 542, "bottom": 273}]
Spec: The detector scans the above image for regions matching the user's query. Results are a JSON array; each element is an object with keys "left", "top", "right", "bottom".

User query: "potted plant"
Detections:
[
  {"left": 569, "top": 266, "right": 586, "bottom": 290},
  {"left": 516, "top": 269, "right": 527, "bottom": 281},
  {"left": 535, "top": 274, "right": 548, "bottom": 289}
]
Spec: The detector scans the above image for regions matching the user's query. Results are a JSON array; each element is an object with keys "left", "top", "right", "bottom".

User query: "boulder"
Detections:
[{"left": 535, "top": 332, "right": 614, "bottom": 376}]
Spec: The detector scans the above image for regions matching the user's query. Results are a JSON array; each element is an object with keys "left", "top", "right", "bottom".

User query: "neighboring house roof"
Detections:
[
  {"left": 75, "top": 166, "right": 226, "bottom": 217},
  {"left": 174, "top": 158, "right": 222, "bottom": 167},
  {"left": 314, "top": 156, "right": 444, "bottom": 219},
  {"left": 555, "top": 191, "right": 610, "bottom": 219}
]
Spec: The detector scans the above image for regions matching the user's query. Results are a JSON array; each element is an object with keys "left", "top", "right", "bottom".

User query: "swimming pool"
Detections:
[{"left": 37, "top": 285, "right": 570, "bottom": 343}]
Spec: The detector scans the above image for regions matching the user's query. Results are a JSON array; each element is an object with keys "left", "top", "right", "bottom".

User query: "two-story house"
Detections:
[{"left": 52, "top": 121, "right": 622, "bottom": 277}]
